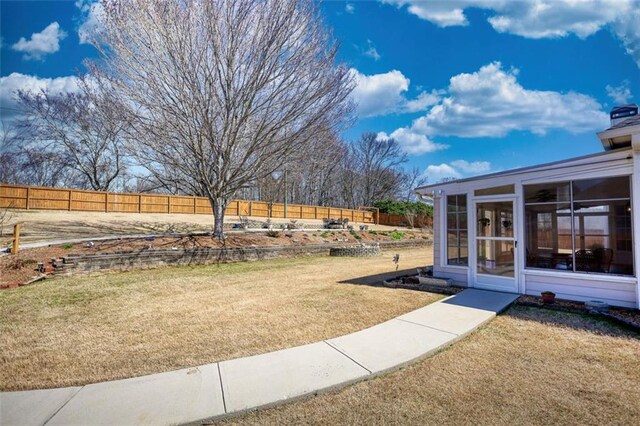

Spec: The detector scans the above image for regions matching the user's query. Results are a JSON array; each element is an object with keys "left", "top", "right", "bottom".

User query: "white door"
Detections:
[{"left": 472, "top": 197, "right": 519, "bottom": 293}]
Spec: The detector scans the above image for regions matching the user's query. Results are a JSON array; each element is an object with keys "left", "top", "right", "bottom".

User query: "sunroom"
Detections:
[{"left": 416, "top": 105, "right": 640, "bottom": 309}]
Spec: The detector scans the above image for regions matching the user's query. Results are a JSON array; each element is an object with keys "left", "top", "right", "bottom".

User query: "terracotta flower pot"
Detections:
[{"left": 541, "top": 291, "right": 556, "bottom": 304}]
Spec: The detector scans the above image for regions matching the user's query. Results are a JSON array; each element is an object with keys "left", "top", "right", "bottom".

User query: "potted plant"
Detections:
[{"left": 541, "top": 291, "right": 556, "bottom": 304}]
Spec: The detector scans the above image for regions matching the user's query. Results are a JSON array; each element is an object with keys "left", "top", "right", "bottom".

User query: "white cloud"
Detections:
[
  {"left": 345, "top": 3, "right": 355, "bottom": 14},
  {"left": 364, "top": 40, "right": 381, "bottom": 61},
  {"left": 612, "top": 8, "right": 640, "bottom": 67},
  {"left": 450, "top": 159, "right": 491, "bottom": 174},
  {"left": 377, "top": 128, "right": 448, "bottom": 155},
  {"left": 11, "top": 22, "right": 67, "bottom": 61},
  {"left": 404, "top": 90, "right": 441, "bottom": 113},
  {"left": 350, "top": 69, "right": 442, "bottom": 118},
  {"left": 606, "top": 81, "right": 633, "bottom": 104},
  {"left": 400, "top": 62, "right": 608, "bottom": 140},
  {"left": 383, "top": 0, "right": 640, "bottom": 67},
  {"left": 424, "top": 159, "right": 493, "bottom": 183},
  {"left": 0, "top": 73, "right": 81, "bottom": 118},
  {"left": 424, "top": 163, "right": 462, "bottom": 182},
  {"left": 76, "top": 0, "right": 104, "bottom": 44},
  {"left": 350, "top": 69, "right": 409, "bottom": 117}
]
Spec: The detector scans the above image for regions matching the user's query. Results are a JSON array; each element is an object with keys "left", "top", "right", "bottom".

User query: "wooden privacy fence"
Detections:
[{"left": 0, "top": 184, "right": 375, "bottom": 223}]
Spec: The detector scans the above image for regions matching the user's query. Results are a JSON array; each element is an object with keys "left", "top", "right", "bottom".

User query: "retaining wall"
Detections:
[{"left": 58, "top": 239, "right": 432, "bottom": 276}]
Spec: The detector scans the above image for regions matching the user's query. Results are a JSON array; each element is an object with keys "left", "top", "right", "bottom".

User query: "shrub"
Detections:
[
  {"left": 368, "top": 230, "right": 378, "bottom": 235},
  {"left": 62, "top": 244, "right": 74, "bottom": 249},
  {"left": 266, "top": 229, "right": 280, "bottom": 238},
  {"left": 320, "top": 231, "right": 329, "bottom": 238},
  {"left": 373, "top": 200, "right": 433, "bottom": 216},
  {"left": 349, "top": 229, "right": 362, "bottom": 240},
  {"left": 390, "top": 231, "right": 405, "bottom": 240}
]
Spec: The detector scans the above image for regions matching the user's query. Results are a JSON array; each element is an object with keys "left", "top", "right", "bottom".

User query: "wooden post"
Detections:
[
  {"left": 12, "top": 223, "right": 20, "bottom": 255},
  {"left": 68, "top": 190, "right": 72, "bottom": 211},
  {"left": 168, "top": 196, "right": 172, "bottom": 214},
  {"left": 314, "top": 206, "right": 318, "bottom": 219},
  {"left": 139, "top": 194, "right": 142, "bottom": 213},
  {"left": 105, "top": 192, "right": 109, "bottom": 212},
  {"left": 249, "top": 201, "right": 253, "bottom": 217},
  {"left": 26, "top": 186, "right": 30, "bottom": 210},
  {"left": 193, "top": 196, "right": 196, "bottom": 214}
]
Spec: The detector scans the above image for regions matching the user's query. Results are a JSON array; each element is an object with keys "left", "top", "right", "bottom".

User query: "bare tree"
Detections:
[
  {"left": 402, "top": 167, "right": 427, "bottom": 202},
  {"left": 344, "top": 132, "right": 407, "bottom": 207},
  {"left": 16, "top": 76, "right": 129, "bottom": 191},
  {"left": 92, "top": 0, "right": 354, "bottom": 238}
]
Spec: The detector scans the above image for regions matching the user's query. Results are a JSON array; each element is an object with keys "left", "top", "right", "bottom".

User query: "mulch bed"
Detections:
[{"left": 516, "top": 295, "right": 640, "bottom": 332}]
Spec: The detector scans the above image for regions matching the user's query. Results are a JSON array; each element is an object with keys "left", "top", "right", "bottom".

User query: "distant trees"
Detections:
[
  {"left": 15, "top": 76, "right": 129, "bottom": 191},
  {"left": 247, "top": 131, "right": 423, "bottom": 211},
  {"left": 91, "top": 0, "right": 354, "bottom": 238}
]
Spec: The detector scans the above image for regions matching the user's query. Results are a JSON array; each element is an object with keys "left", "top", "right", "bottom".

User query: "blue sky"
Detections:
[{"left": 1, "top": 0, "right": 640, "bottom": 183}]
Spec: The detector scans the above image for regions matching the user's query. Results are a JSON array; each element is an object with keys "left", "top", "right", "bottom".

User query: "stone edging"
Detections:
[{"left": 329, "top": 245, "right": 381, "bottom": 257}]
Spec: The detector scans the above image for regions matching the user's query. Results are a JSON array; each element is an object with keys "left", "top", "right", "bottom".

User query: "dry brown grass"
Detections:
[
  {"left": 224, "top": 306, "right": 640, "bottom": 426},
  {"left": 0, "top": 248, "right": 438, "bottom": 391},
  {"left": 1, "top": 210, "right": 408, "bottom": 245}
]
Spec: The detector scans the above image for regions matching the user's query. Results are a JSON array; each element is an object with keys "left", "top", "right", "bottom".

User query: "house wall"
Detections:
[
  {"left": 523, "top": 271, "right": 637, "bottom": 308},
  {"left": 423, "top": 147, "right": 639, "bottom": 308}
]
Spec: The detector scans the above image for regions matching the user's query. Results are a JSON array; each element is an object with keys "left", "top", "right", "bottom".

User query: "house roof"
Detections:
[
  {"left": 415, "top": 148, "right": 631, "bottom": 193},
  {"left": 608, "top": 114, "right": 640, "bottom": 130}
]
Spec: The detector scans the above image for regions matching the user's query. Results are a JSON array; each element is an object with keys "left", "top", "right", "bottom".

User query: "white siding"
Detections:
[
  {"left": 433, "top": 198, "right": 440, "bottom": 267},
  {"left": 524, "top": 271, "right": 637, "bottom": 308}
]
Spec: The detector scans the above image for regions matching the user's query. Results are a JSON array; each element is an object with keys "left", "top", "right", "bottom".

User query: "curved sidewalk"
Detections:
[{"left": 1, "top": 289, "right": 518, "bottom": 426}]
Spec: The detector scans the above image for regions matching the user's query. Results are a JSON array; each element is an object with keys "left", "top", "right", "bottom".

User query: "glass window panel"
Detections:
[
  {"left": 572, "top": 176, "right": 630, "bottom": 201},
  {"left": 447, "top": 195, "right": 458, "bottom": 213},
  {"left": 476, "top": 201, "right": 513, "bottom": 238},
  {"left": 457, "top": 194, "right": 467, "bottom": 210},
  {"left": 446, "top": 194, "right": 468, "bottom": 266},
  {"left": 525, "top": 179, "right": 633, "bottom": 276},
  {"left": 459, "top": 231, "right": 468, "bottom": 247},
  {"left": 524, "top": 182, "right": 570, "bottom": 203},
  {"left": 458, "top": 212, "right": 467, "bottom": 230},
  {"left": 447, "top": 213, "right": 458, "bottom": 230},
  {"left": 474, "top": 184, "right": 515, "bottom": 196},
  {"left": 477, "top": 240, "right": 514, "bottom": 277},
  {"left": 573, "top": 200, "right": 633, "bottom": 275},
  {"left": 524, "top": 203, "right": 573, "bottom": 270},
  {"left": 447, "top": 231, "right": 459, "bottom": 247}
]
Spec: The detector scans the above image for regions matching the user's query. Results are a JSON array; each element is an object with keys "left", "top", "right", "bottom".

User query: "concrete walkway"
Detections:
[{"left": 0, "top": 289, "right": 518, "bottom": 425}]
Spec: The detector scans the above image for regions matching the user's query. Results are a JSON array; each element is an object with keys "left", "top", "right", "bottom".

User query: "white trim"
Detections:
[
  {"left": 471, "top": 196, "right": 519, "bottom": 293},
  {"left": 523, "top": 268, "right": 637, "bottom": 283},
  {"left": 632, "top": 132, "right": 640, "bottom": 309}
]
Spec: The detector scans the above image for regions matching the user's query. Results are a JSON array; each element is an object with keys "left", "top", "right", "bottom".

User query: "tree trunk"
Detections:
[{"left": 211, "top": 196, "right": 228, "bottom": 240}]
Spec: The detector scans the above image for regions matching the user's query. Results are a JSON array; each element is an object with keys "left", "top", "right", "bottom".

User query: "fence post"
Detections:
[
  {"left": 105, "top": 192, "right": 109, "bottom": 212},
  {"left": 26, "top": 187, "right": 30, "bottom": 210},
  {"left": 249, "top": 201, "right": 253, "bottom": 217},
  {"left": 68, "top": 190, "right": 72, "bottom": 211},
  {"left": 12, "top": 223, "right": 20, "bottom": 255},
  {"left": 193, "top": 196, "right": 196, "bottom": 214},
  {"left": 139, "top": 194, "right": 142, "bottom": 213},
  {"left": 168, "top": 196, "right": 172, "bottom": 214},
  {"left": 314, "top": 206, "right": 318, "bottom": 220}
]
